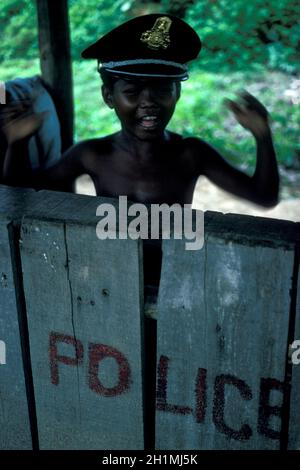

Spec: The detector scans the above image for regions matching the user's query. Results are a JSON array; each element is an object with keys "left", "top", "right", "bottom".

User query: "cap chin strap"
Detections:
[
  {"left": 101, "top": 58, "right": 188, "bottom": 71},
  {"left": 102, "top": 68, "right": 188, "bottom": 79},
  {"left": 98, "top": 59, "right": 188, "bottom": 80}
]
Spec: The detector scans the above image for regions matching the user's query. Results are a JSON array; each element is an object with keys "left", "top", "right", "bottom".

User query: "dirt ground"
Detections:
[
  {"left": 75, "top": 174, "right": 300, "bottom": 223},
  {"left": 192, "top": 176, "right": 300, "bottom": 222}
]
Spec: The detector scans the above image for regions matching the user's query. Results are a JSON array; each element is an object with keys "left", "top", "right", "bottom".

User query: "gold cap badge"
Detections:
[{"left": 140, "top": 17, "right": 172, "bottom": 50}]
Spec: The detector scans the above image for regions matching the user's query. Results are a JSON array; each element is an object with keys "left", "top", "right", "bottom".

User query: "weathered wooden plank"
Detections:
[
  {"left": 0, "top": 216, "right": 32, "bottom": 449},
  {"left": 288, "top": 250, "right": 300, "bottom": 450},
  {"left": 33, "top": 190, "right": 117, "bottom": 225},
  {"left": 156, "top": 231, "right": 294, "bottom": 450},
  {"left": 205, "top": 211, "right": 300, "bottom": 249},
  {"left": 20, "top": 215, "right": 144, "bottom": 449},
  {"left": 0, "top": 185, "right": 36, "bottom": 216},
  {"left": 0, "top": 186, "right": 114, "bottom": 225}
]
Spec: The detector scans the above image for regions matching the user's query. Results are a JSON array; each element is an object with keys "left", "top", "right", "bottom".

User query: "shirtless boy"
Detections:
[{"left": 1, "top": 14, "right": 279, "bottom": 208}]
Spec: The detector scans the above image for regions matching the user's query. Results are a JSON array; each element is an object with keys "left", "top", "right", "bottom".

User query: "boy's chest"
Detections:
[{"left": 90, "top": 149, "right": 197, "bottom": 204}]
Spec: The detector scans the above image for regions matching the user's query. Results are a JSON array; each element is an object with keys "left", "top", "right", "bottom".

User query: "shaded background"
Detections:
[{"left": 0, "top": 0, "right": 299, "bottom": 218}]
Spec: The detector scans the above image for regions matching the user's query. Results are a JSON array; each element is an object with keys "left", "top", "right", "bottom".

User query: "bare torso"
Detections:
[{"left": 78, "top": 130, "right": 200, "bottom": 205}]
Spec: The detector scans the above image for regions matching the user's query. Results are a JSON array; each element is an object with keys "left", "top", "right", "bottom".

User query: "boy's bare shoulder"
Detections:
[
  {"left": 182, "top": 135, "right": 216, "bottom": 152},
  {"left": 70, "top": 135, "right": 115, "bottom": 156},
  {"left": 65, "top": 134, "right": 116, "bottom": 169},
  {"left": 180, "top": 135, "right": 224, "bottom": 174},
  {"left": 168, "top": 134, "right": 220, "bottom": 175},
  {"left": 168, "top": 132, "right": 216, "bottom": 153}
]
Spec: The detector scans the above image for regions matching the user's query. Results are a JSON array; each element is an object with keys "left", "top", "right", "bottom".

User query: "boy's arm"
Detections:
[
  {"left": 4, "top": 140, "right": 89, "bottom": 192},
  {"left": 1, "top": 102, "right": 86, "bottom": 191},
  {"left": 190, "top": 92, "right": 279, "bottom": 207}
]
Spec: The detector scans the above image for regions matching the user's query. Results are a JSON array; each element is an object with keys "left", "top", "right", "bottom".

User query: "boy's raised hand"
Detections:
[
  {"left": 0, "top": 100, "right": 47, "bottom": 145},
  {"left": 224, "top": 91, "right": 271, "bottom": 139}
]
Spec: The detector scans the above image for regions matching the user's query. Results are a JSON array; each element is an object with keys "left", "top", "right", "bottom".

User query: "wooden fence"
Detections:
[{"left": 0, "top": 184, "right": 299, "bottom": 450}]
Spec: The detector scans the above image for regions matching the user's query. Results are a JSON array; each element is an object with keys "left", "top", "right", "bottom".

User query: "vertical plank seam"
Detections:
[
  {"left": 281, "top": 243, "right": 300, "bottom": 450},
  {"left": 63, "top": 222, "right": 82, "bottom": 424},
  {"left": 8, "top": 220, "right": 39, "bottom": 450},
  {"left": 203, "top": 234, "right": 208, "bottom": 326}
]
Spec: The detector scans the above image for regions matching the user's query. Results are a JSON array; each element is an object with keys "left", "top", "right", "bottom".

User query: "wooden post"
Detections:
[
  {"left": 0, "top": 185, "right": 39, "bottom": 450},
  {"left": 36, "top": 0, "right": 74, "bottom": 151}
]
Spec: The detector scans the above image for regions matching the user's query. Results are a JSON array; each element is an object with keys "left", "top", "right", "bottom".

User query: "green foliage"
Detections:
[
  {"left": 185, "top": 0, "right": 300, "bottom": 73},
  {"left": 72, "top": 60, "right": 120, "bottom": 138},
  {"left": 160, "top": 0, "right": 194, "bottom": 17},
  {"left": 0, "top": 0, "right": 38, "bottom": 61},
  {"left": 69, "top": 0, "right": 129, "bottom": 59},
  {"left": 0, "top": 58, "right": 39, "bottom": 80}
]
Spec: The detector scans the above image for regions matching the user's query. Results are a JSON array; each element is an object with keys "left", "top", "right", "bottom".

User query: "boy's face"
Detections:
[{"left": 102, "top": 78, "right": 180, "bottom": 140}]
